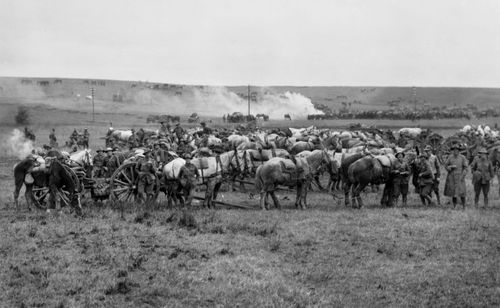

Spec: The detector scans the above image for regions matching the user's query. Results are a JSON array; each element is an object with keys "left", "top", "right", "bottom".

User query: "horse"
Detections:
[
  {"left": 227, "top": 134, "right": 250, "bottom": 149},
  {"left": 254, "top": 150, "right": 331, "bottom": 210},
  {"left": 47, "top": 159, "right": 82, "bottom": 215},
  {"left": 346, "top": 154, "right": 401, "bottom": 208},
  {"left": 288, "top": 140, "right": 319, "bottom": 155},
  {"left": 106, "top": 129, "right": 133, "bottom": 147},
  {"left": 162, "top": 151, "right": 245, "bottom": 208},
  {"left": 13, "top": 156, "right": 46, "bottom": 209},
  {"left": 136, "top": 128, "right": 158, "bottom": 145},
  {"left": 69, "top": 149, "right": 93, "bottom": 178}
]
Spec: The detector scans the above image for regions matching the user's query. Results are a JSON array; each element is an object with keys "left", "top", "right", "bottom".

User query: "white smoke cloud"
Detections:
[
  {"left": 6, "top": 129, "right": 34, "bottom": 159},
  {"left": 132, "top": 86, "right": 323, "bottom": 120}
]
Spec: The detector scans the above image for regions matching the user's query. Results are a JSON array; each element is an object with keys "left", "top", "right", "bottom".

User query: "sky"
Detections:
[{"left": 1, "top": 0, "right": 500, "bottom": 87}]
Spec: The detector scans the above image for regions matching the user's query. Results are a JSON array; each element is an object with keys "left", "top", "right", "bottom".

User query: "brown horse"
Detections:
[
  {"left": 346, "top": 154, "right": 400, "bottom": 208},
  {"left": 255, "top": 150, "right": 331, "bottom": 210},
  {"left": 47, "top": 159, "right": 82, "bottom": 214}
]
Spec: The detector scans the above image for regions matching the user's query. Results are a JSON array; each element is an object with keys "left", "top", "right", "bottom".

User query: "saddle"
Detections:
[{"left": 279, "top": 160, "right": 304, "bottom": 180}]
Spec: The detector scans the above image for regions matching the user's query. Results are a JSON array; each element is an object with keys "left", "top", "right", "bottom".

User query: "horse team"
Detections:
[{"left": 12, "top": 123, "right": 500, "bottom": 213}]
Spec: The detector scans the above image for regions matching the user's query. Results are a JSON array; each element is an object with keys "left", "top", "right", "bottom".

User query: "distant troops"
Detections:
[{"left": 70, "top": 129, "right": 78, "bottom": 144}]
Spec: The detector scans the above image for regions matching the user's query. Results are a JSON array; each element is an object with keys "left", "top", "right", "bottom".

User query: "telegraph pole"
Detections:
[
  {"left": 91, "top": 87, "right": 95, "bottom": 122},
  {"left": 247, "top": 85, "right": 251, "bottom": 116},
  {"left": 412, "top": 86, "right": 417, "bottom": 111}
]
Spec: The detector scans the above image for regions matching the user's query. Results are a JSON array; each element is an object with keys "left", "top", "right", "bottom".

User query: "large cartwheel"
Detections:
[
  {"left": 31, "top": 164, "right": 82, "bottom": 209},
  {"left": 109, "top": 162, "right": 160, "bottom": 202}
]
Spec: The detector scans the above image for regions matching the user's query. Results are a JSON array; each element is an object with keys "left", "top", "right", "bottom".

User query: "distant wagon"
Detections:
[{"left": 188, "top": 113, "right": 200, "bottom": 123}]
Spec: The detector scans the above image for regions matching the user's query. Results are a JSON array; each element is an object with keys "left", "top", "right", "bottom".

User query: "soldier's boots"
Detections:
[
  {"left": 402, "top": 195, "right": 407, "bottom": 207},
  {"left": 460, "top": 197, "right": 466, "bottom": 209}
]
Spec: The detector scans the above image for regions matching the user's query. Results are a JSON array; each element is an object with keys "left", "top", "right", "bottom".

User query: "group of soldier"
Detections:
[{"left": 389, "top": 144, "right": 494, "bottom": 209}]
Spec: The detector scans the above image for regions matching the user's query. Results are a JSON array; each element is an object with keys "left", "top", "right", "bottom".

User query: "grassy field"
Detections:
[{"left": 1, "top": 94, "right": 500, "bottom": 306}]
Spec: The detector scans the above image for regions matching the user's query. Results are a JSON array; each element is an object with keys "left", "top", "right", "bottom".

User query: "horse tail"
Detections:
[{"left": 254, "top": 165, "right": 264, "bottom": 191}]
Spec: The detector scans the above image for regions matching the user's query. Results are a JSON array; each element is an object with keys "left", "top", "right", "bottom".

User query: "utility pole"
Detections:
[
  {"left": 412, "top": 86, "right": 417, "bottom": 111},
  {"left": 247, "top": 85, "right": 250, "bottom": 116},
  {"left": 91, "top": 87, "right": 95, "bottom": 122}
]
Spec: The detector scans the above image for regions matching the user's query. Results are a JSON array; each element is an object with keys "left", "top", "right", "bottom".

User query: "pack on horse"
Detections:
[
  {"left": 346, "top": 153, "right": 401, "bottom": 208},
  {"left": 13, "top": 156, "right": 47, "bottom": 209},
  {"left": 254, "top": 150, "right": 332, "bottom": 210},
  {"left": 162, "top": 151, "right": 245, "bottom": 208},
  {"left": 13, "top": 155, "right": 82, "bottom": 214}
]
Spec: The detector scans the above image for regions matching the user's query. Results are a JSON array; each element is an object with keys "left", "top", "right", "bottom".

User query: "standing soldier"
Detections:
[
  {"left": 178, "top": 153, "right": 199, "bottom": 206},
  {"left": 135, "top": 151, "right": 156, "bottom": 204},
  {"left": 417, "top": 153, "right": 435, "bottom": 206},
  {"left": 470, "top": 148, "right": 494, "bottom": 208},
  {"left": 173, "top": 122, "right": 185, "bottom": 143},
  {"left": 159, "top": 122, "right": 170, "bottom": 139},
  {"left": 92, "top": 148, "right": 106, "bottom": 177},
  {"left": 393, "top": 151, "right": 411, "bottom": 207},
  {"left": 83, "top": 128, "right": 90, "bottom": 149},
  {"left": 103, "top": 147, "right": 116, "bottom": 177},
  {"left": 128, "top": 128, "right": 138, "bottom": 149},
  {"left": 444, "top": 144, "right": 468, "bottom": 208},
  {"left": 424, "top": 145, "right": 441, "bottom": 205},
  {"left": 49, "top": 128, "right": 58, "bottom": 148}
]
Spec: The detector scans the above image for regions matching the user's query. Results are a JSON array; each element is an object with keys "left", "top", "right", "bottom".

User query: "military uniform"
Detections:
[
  {"left": 49, "top": 130, "right": 57, "bottom": 148},
  {"left": 426, "top": 150, "right": 442, "bottom": 205},
  {"left": 83, "top": 129, "right": 90, "bottom": 148},
  {"left": 173, "top": 124, "right": 184, "bottom": 142},
  {"left": 136, "top": 156, "right": 156, "bottom": 203},
  {"left": 418, "top": 155, "right": 435, "bottom": 206},
  {"left": 178, "top": 154, "right": 199, "bottom": 206},
  {"left": 470, "top": 151, "right": 494, "bottom": 207},
  {"left": 92, "top": 150, "right": 106, "bottom": 177},
  {"left": 393, "top": 154, "right": 411, "bottom": 207},
  {"left": 444, "top": 148, "right": 468, "bottom": 207}
]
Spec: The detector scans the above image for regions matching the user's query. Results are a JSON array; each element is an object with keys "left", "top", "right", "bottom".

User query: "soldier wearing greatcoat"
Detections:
[
  {"left": 444, "top": 144, "right": 468, "bottom": 208},
  {"left": 417, "top": 153, "right": 435, "bottom": 206},
  {"left": 392, "top": 151, "right": 411, "bottom": 207},
  {"left": 92, "top": 148, "right": 106, "bottom": 177}
]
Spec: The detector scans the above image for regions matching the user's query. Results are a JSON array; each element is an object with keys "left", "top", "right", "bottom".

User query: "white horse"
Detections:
[
  {"left": 70, "top": 149, "right": 93, "bottom": 166},
  {"left": 163, "top": 151, "right": 245, "bottom": 207}
]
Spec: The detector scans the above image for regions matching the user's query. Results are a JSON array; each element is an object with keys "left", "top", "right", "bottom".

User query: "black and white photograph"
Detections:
[{"left": 1, "top": 0, "right": 500, "bottom": 306}]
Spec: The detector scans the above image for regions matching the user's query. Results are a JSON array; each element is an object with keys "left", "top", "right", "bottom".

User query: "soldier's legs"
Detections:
[
  {"left": 401, "top": 183, "right": 409, "bottom": 207},
  {"left": 392, "top": 179, "right": 401, "bottom": 207},
  {"left": 433, "top": 180, "right": 441, "bottom": 205},
  {"left": 474, "top": 182, "right": 482, "bottom": 207},
  {"left": 452, "top": 197, "right": 457, "bottom": 208},
  {"left": 460, "top": 196, "right": 466, "bottom": 208},
  {"left": 482, "top": 182, "right": 490, "bottom": 207}
]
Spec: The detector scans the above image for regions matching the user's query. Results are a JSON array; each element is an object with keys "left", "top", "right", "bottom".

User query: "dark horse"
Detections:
[
  {"left": 346, "top": 154, "right": 401, "bottom": 208},
  {"left": 47, "top": 159, "right": 82, "bottom": 214},
  {"left": 13, "top": 157, "right": 46, "bottom": 209},
  {"left": 13, "top": 157, "right": 81, "bottom": 214}
]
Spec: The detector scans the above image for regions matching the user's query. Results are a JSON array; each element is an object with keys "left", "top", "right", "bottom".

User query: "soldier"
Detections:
[
  {"left": 417, "top": 153, "right": 435, "bottom": 206},
  {"left": 470, "top": 148, "right": 494, "bottom": 208},
  {"left": 424, "top": 145, "right": 441, "bottom": 205},
  {"left": 70, "top": 129, "right": 78, "bottom": 145},
  {"left": 444, "top": 144, "right": 468, "bottom": 208},
  {"left": 178, "top": 153, "right": 199, "bottom": 206},
  {"left": 49, "top": 128, "right": 57, "bottom": 148},
  {"left": 159, "top": 122, "right": 170, "bottom": 138},
  {"left": 83, "top": 128, "right": 90, "bottom": 148},
  {"left": 393, "top": 151, "right": 411, "bottom": 207},
  {"left": 128, "top": 128, "right": 138, "bottom": 149},
  {"left": 103, "top": 147, "right": 114, "bottom": 177},
  {"left": 92, "top": 148, "right": 106, "bottom": 177},
  {"left": 200, "top": 122, "right": 212, "bottom": 136},
  {"left": 173, "top": 122, "right": 185, "bottom": 143},
  {"left": 135, "top": 152, "right": 156, "bottom": 204}
]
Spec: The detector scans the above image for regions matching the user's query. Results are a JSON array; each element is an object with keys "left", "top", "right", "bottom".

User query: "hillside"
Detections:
[{"left": 1, "top": 77, "right": 500, "bottom": 119}]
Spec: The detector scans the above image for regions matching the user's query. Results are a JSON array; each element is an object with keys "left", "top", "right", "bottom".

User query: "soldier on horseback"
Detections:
[
  {"left": 49, "top": 128, "right": 58, "bottom": 148},
  {"left": 83, "top": 128, "right": 90, "bottom": 148},
  {"left": 70, "top": 129, "right": 78, "bottom": 145},
  {"left": 173, "top": 122, "right": 185, "bottom": 143}
]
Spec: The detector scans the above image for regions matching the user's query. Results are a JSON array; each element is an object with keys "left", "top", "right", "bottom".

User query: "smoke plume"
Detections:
[
  {"left": 5, "top": 129, "right": 34, "bottom": 159},
  {"left": 132, "top": 86, "right": 323, "bottom": 119}
]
